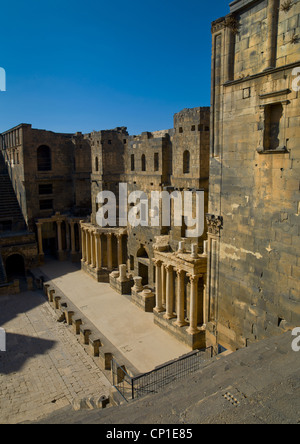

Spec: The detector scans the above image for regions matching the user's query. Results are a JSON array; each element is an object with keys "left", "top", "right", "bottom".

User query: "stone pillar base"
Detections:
[
  {"left": 153, "top": 306, "right": 165, "bottom": 314},
  {"left": 109, "top": 273, "right": 134, "bottom": 295},
  {"left": 71, "top": 252, "right": 81, "bottom": 263},
  {"left": 38, "top": 253, "right": 45, "bottom": 266},
  {"left": 153, "top": 311, "right": 206, "bottom": 350},
  {"left": 81, "top": 261, "right": 110, "bottom": 283},
  {"left": 131, "top": 288, "right": 155, "bottom": 313},
  {"left": 57, "top": 250, "right": 68, "bottom": 262}
]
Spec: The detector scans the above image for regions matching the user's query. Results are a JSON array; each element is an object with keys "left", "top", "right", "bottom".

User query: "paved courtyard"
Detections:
[
  {"left": 33, "top": 260, "right": 190, "bottom": 373},
  {"left": 0, "top": 291, "right": 111, "bottom": 424}
]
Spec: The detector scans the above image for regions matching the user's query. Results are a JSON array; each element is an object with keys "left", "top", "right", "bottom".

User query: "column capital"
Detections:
[
  {"left": 187, "top": 273, "right": 202, "bottom": 283},
  {"left": 165, "top": 264, "right": 173, "bottom": 272},
  {"left": 206, "top": 214, "right": 223, "bottom": 236},
  {"left": 175, "top": 268, "right": 185, "bottom": 277},
  {"left": 153, "top": 259, "right": 163, "bottom": 267}
]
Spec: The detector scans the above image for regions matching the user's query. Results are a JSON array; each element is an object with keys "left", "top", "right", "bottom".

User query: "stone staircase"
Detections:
[{"left": 0, "top": 151, "right": 25, "bottom": 232}]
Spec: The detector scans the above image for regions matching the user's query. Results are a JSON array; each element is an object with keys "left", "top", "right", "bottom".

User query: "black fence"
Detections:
[{"left": 112, "top": 347, "right": 213, "bottom": 402}]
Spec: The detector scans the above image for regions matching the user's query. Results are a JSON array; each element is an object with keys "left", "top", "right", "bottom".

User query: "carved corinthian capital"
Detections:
[{"left": 206, "top": 214, "right": 223, "bottom": 236}]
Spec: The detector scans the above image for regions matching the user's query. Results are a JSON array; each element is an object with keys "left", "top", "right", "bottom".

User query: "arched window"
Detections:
[
  {"left": 183, "top": 150, "right": 190, "bottom": 174},
  {"left": 37, "top": 145, "right": 52, "bottom": 171},
  {"left": 141, "top": 154, "right": 146, "bottom": 172},
  {"left": 131, "top": 154, "right": 135, "bottom": 171},
  {"left": 6, "top": 254, "right": 25, "bottom": 281},
  {"left": 95, "top": 157, "right": 99, "bottom": 172},
  {"left": 154, "top": 153, "right": 159, "bottom": 172}
]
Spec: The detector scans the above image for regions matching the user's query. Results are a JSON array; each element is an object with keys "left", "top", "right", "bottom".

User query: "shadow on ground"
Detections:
[
  {"left": 0, "top": 292, "right": 57, "bottom": 374},
  {"left": 0, "top": 332, "right": 56, "bottom": 375}
]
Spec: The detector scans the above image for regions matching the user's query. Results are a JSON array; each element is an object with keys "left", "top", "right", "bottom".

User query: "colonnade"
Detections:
[
  {"left": 81, "top": 227, "right": 125, "bottom": 271},
  {"left": 154, "top": 260, "right": 205, "bottom": 336},
  {"left": 36, "top": 218, "right": 81, "bottom": 258}
]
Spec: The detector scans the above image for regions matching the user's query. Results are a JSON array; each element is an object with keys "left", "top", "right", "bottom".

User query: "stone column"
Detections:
[
  {"left": 70, "top": 221, "right": 76, "bottom": 254},
  {"left": 164, "top": 265, "right": 175, "bottom": 320},
  {"left": 57, "top": 220, "right": 65, "bottom": 262},
  {"left": 36, "top": 222, "right": 44, "bottom": 256},
  {"left": 203, "top": 275, "right": 208, "bottom": 326},
  {"left": 175, "top": 269, "right": 187, "bottom": 327},
  {"left": 107, "top": 233, "right": 113, "bottom": 271},
  {"left": 133, "top": 276, "right": 143, "bottom": 292},
  {"left": 85, "top": 230, "right": 89, "bottom": 264},
  {"left": 154, "top": 260, "right": 164, "bottom": 313},
  {"left": 224, "top": 25, "right": 235, "bottom": 83},
  {"left": 265, "top": 0, "right": 280, "bottom": 70},
  {"left": 161, "top": 264, "right": 166, "bottom": 307},
  {"left": 57, "top": 220, "right": 63, "bottom": 253},
  {"left": 91, "top": 231, "right": 96, "bottom": 268},
  {"left": 36, "top": 222, "right": 44, "bottom": 263},
  {"left": 117, "top": 234, "right": 123, "bottom": 266},
  {"left": 210, "top": 239, "right": 217, "bottom": 321},
  {"left": 78, "top": 223, "right": 82, "bottom": 252},
  {"left": 187, "top": 274, "right": 200, "bottom": 335},
  {"left": 95, "top": 233, "right": 102, "bottom": 270},
  {"left": 66, "top": 223, "right": 71, "bottom": 251},
  {"left": 81, "top": 228, "right": 86, "bottom": 262},
  {"left": 119, "top": 264, "right": 127, "bottom": 282}
]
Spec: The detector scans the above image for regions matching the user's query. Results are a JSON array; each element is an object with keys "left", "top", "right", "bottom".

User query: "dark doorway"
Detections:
[
  {"left": 43, "top": 237, "right": 57, "bottom": 258},
  {"left": 5, "top": 254, "right": 26, "bottom": 281},
  {"left": 138, "top": 262, "right": 149, "bottom": 286},
  {"left": 137, "top": 245, "right": 149, "bottom": 259}
]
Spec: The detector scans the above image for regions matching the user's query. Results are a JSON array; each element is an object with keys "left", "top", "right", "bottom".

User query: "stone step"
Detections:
[{"left": 0, "top": 151, "right": 26, "bottom": 231}]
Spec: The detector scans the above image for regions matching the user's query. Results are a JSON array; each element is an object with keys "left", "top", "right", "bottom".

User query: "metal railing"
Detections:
[{"left": 112, "top": 347, "right": 213, "bottom": 402}]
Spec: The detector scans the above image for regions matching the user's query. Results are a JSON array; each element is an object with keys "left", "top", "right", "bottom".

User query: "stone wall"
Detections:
[
  {"left": 207, "top": 0, "right": 300, "bottom": 351},
  {"left": 1, "top": 125, "right": 91, "bottom": 231}
]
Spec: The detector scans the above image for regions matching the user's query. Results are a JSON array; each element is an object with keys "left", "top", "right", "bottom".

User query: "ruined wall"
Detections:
[
  {"left": 72, "top": 133, "right": 92, "bottom": 216},
  {"left": 170, "top": 108, "right": 210, "bottom": 253},
  {"left": 207, "top": 0, "right": 300, "bottom": 351},
  {"left": 124, "top": 131, "right": 173, "bottom": 287},
  {"left": 1, "top": 125, "right": 28, "bottom": 223},
  {"left": 1, "top": 125, "right": 92, "bottom": 230},
  {"left": 90, "top": 127, "right": 128, "bottom": 226},
  {"left": 5, "top": 126, "right": 91, "bottom": 230}
]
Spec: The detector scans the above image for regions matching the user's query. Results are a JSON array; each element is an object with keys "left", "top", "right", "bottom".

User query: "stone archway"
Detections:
[
  {"left": 137, "top": 245, "right": 149, "bottom": 286},
  {"left": 137, "top": 245, "right": 149, "bottom": 259},
  {"left": 5, "top": 254, "right": 26, "bottom": 281},
  {"left": 138, "top": 262, "right": 149, "bottom": 286}
]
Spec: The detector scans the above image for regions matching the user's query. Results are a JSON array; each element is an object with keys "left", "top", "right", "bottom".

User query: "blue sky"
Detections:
[{"left": 0, "top": 0, "right": 229, "bottom": 135}]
